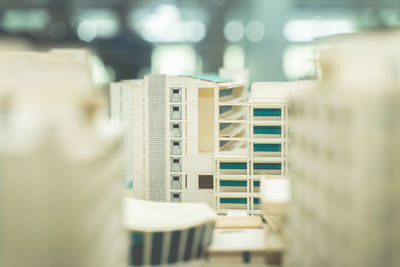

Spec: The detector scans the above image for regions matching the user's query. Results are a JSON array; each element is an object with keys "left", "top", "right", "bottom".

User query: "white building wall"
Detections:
[
  {"left": 166, "top": 77, "right": 215, "bottom": 206},
  {"left": 112, "top": 76, "right": 247, "bottom": 209},
  {"left": 146, "top": 74, "right": 168, "bottom": 202},
  {"left": 110, "top": 80, "right": 147, "bottom": 199}
]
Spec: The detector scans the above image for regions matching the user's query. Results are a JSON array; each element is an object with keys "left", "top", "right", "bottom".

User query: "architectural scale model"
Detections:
[
  {"left": 284, "top": 32, "right": 400, "bottom": 267},
  {"left": 0, "top": 51, "right": 126, "bottom": 267},
  {"left": 123, "top": 198, "right": 216, "bottom": 266},
  {"left": 111, "top": 74, "right": 246, "bottom": 208},
  {"left": 215, "top": 82, "right": 292, "bottom": 215},
  {"left": 110, "top": 75, "right": 306, "bottom": 215}
]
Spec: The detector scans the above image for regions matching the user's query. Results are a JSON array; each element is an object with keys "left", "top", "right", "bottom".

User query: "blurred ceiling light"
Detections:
[
  {"left": 283, "top": 44, "right": 315, "bottom": 80},
  {"left": 0, "top": 9, "right": 50, "bottom": 32},
  {"left": 283, "top": 19, "right": 355, "bottom": 42},
  {"left": 245, "top": 20, "right": 265, "bottom": 42},
  {"left": 74, "top": 9, "right": 119, "bottom": 39},
  {"left": 223, "top": 44, "right": 245, "bottom": 69},
  {"left": 155, "top": 4, "right": 180, "bottom": 21},
  {"left": 77, "top": 21, "right": 97, "bottom": 42},
  {"left": 152, "top": 44, "right": 197, "bottom": 75},
  {"left": 224, "top": 20, "right": 245, "bottom": 42},
  {"left": 140, "top": 11, "right": 183, "bottom": 43},
  {"left": 184, "top": 20, "right": 206, "bottom": 42},
  {"left": 131, "top": 4, "right": 207, "bottom": 43}
]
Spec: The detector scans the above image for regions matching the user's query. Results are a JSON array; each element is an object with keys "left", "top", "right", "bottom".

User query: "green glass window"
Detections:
[
  {"left": 220, "top": 162, "right": 247, "bottom": 169},
  {"left": 220, "top": 180, "right": 247, "bottom": 186},
  {"left": 254, "top": 143, "right": 281, "bottom": 152},
  {"left": 253, "top": 163, "right": 281, "bottom": 170},
  {"left": 220, "top": 198, "right": 247, "bottom": 204},
  {"left": 253, "top": 126, "right": 281, "bottom": 134},
  {"left": 253, "top": 108, "right": 281, "bottom": 117}
]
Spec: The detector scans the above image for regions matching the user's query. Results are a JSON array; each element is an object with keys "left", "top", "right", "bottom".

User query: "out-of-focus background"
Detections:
[
  {"left": 3, "top": 1, "right": 400, "bottom": 267},
  {"left": 2, "top": 0, "right": 400, "bottom": 85}
]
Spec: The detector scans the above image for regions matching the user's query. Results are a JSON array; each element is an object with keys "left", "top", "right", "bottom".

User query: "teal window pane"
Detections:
[
  {"left": 220, "top": 180, "right": 247, "bottom": 186},
  {"left": 253, "top": 163, "right": 282, "bottom": 170},
  {"left": 220, "top": 141, "right": 229, "bottom": 147},
  {"left": 220, "top": 198, "right": 247, "bottom": 204},
  {"left": 253, "top": 126, "right": 281, "bottom": 134},
  {"left": 253, "top": 108, "right": 281, "bottom": 117},
  {"left": 220, "top": 162, "right": 247, "bottom": 169},
  {"left": 220, "top": 123, "right": 231, "bottom": 130},
  {"left": 220, "top": 88, "right": 233, "bottom": 97},
  {"left": 254, "top": 143, "right": 281, "bottom": 152},
  {"left": 219, "top": 106, "right": 233, "bottom": 114},
  {"left": 124, "top": 179, "right": 133, "bottom": 189}
]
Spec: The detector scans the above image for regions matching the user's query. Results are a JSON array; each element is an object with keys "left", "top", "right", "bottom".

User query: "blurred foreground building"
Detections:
[
  {"left": 285, "top": 32, "right": 400, "bottom": 267},
  {"left": 0, "top": 50, "right": 126, "bottom": 267}
]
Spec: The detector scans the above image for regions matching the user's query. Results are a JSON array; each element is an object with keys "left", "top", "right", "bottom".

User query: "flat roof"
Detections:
[{"left": 184, "top": 74, "right": 232, "bottom": 83}]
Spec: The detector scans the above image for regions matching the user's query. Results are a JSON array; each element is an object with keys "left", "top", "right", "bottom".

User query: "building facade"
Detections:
[
  {"left": 111, "top": 75, "right": 304, "bottom": 215},
  {"left": 111, "top": 74, "right": 245, "bottom": 208},
  {"left": 215, "top": 82, "right": 292, "bottom": 215},
  {"left": 285, "top": 33, "right": 400, "bottom": 267}
]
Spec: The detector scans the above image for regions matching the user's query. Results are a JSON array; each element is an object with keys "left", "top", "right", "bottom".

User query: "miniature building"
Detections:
[
  {"left": 110, "top": 74, "right": 245, "bottom": 207},
  {"left": 111, "top": 75, "right": 308, "bottom": 215},
  {"left": 215, "top": 82, "right": 292, "bottom": 215},
  {"left": 0, "top": 51, "right": 125, "bottom": 267},
  {"left": 284, "top": 32, "right": 400, "bottom": 267}
]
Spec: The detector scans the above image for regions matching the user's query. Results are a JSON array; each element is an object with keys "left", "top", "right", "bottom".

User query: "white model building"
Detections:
[
  {"left": 284, "top": 32, "right": 400, "bottom": 267},
  {"left": 0, "top": 51, "right": 126, "bottom": 267},
  {"left": 111, "top": 75, "right": 307, "bottom": 215},
  {"left": 111, "top": 74, "right": 246, "bottom": 207},
  {"left": 215, "top": 82, "right": 292, "bottom": 215}
]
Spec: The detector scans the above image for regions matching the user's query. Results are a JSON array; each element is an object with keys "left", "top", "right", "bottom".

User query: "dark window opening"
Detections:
[{"left": 199, "top": 175, "right": 213, "bottom": 189}]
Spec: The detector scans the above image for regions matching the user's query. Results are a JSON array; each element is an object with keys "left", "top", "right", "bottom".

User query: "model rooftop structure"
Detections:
[{"left": 184, "top": 74, "right": 233, "bottom": 83}]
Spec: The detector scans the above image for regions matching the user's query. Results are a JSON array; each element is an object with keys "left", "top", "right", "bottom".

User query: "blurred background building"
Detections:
[{"left": 2, "top": 0, "right": 400, "bottom": 86}]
